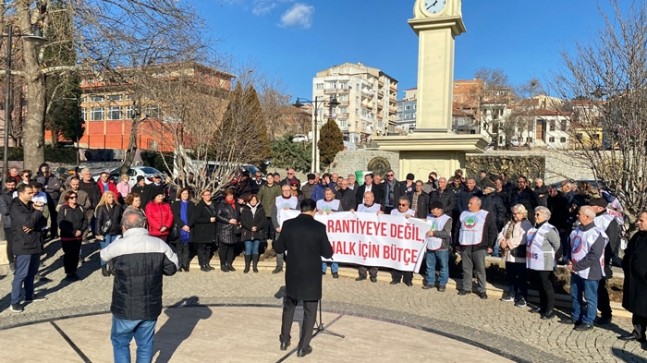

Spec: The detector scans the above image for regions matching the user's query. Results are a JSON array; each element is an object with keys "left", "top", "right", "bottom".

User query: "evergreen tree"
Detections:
[
  {"left": 318, "top": 118, "right": 344, "bottom": 168},
  {"left": 270, "top": 135, "right": 312, "bottom": 172}
]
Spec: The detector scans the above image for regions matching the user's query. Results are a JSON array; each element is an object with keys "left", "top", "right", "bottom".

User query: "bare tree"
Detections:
[{"left": 554, "top": 0, "right": 647, "bottom": 229}]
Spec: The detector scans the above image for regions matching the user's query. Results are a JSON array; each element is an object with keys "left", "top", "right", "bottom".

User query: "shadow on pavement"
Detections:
[
  {"left": 154, "top": 296, "right": 212, "bottom": 363},
  {"left": 611, "top": 346, "right": 647, "bottom": 362}
]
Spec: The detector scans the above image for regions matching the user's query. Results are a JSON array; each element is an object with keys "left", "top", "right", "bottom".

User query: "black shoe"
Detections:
[
  {"left": 422, "top": 285, "right": 432, "bottom": 290},
  {"left": 514, "top": 298, "right": 527, "bottom": 308},
  {"left": 252, "top": 255, "right": 259, "bottom": 273},
  {"left": 207, "top": 264, "right": 216, "bottom": 271},
  {"left": 280, "top": 339, "right": 290, "bottom": 351},
  {"left": 200, "top": 265, "right": 210, "bottom": 272},
  {"left": 390, "top": 280, "right": 400, "bottom": 285},
  {"left": 531, "top": 305, "right": 543, "bottom": 313},
  {"left": 101, "top": 265, "right": 110, "bottom": 277},
  {"left": 183, "top": 265, "right": 190, "bottom": 272},
  {"left": 540, "top": 310, "right": 555, "bottom": 320},
  {"left": 322, "top": 271, "right": 326, "bottom": 275},
  {"left": 355, "top": 276, "right": 367, "bottom": 281},
  {"left": 438, "top": 285, "right": 446, "bottom": 292},
  {"left": 332, "top": 272, "right": 339, "bottom": 279},
  {"left": 10, "top": 304, "right": 23, "bottom": 313},
  {"left": 458, "top": 290, "right": 470, "bottom": 296},
  {"left": 370, "top": 276, "right": 377, "bottom": 283},
  {"left": 574, "top": 323, "right": 594, "bottom": 331},
  {"left": 560, "top": 317, "right": 578, "bottom": 325},
  {"left": 618, "top": 333, "right": 643, "bottom": 342},
  {"left": 297, "top": 346, "right": 313, "bottom": 357},
  {"left": 227, "top": 264, "right": 236, "bottom": 272},
  {"left": 64, "top": 273, "right": 80, "bottom": 282},
  {"left": 24, "top": 294, "right": 47, "bottom": 303},
  {"left": 220, "top": 265, "right": 230, "bottom": 272},
  {"left": 404, "top": 281, "right": 413, "bottom": 287},
  {"left": 272, "top": 267, "right": 283, "bottom": 274},
  {"left": 479, "top": 292, "right": 488, "bottom": 300},
  {"left": 595, "top": 316, "right": 612, "bottom": 326}
]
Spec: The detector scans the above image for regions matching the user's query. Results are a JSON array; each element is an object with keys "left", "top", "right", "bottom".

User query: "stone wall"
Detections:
[{"left": 331, "top": 149, "right": 400, "bottom": 178}]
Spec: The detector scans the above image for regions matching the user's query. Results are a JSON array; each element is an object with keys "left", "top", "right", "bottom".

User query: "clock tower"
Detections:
[{"left": 373, "top": 0, "right": 487, "bottom": 179}]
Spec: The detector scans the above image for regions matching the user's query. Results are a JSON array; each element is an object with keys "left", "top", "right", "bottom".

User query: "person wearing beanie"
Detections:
[{"left": 423, "top": 200, "right": 452, "bottom": 292}]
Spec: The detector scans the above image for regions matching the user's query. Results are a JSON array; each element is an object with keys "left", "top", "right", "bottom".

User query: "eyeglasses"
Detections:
[
  {"left": 386, "top": 174, "right": 394, "bottom": 177},
  {"left": 288, "top": 172, "right": 294, "bottom": 175},
  {"left": 70, "top": 196, "right": 77, "bottom": 199},
  {"left": 398, "top": 203, "right": 408, "bottom": 206}
]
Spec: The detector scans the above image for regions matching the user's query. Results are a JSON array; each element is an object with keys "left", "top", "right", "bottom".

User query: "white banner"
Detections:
[{"left": 279, "top": 210, "right": 430, "bottom": 272}]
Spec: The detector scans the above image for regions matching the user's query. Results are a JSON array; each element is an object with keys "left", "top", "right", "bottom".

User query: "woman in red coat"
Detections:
[{"left": 145, "top": 192, "right": 173, "bottom": 241}]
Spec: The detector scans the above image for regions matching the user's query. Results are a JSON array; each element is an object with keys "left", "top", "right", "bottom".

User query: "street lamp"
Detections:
[
  {"left": 293, "top": 95, "right": 339, "bottom": 172},
  {"left": 2, "top": 25, "right": 47, "bottom": 189}
]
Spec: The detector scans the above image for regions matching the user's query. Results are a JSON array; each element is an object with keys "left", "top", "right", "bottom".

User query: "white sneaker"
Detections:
[{"left": 500, "top": 295, "right": 514, "bottom": 302}]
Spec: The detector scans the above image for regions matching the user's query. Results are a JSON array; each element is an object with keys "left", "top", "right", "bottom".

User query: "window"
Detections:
[
  {"left": 316, "top": 83, "right": 323, "bottom": 90},
  {"left": 91, "top": 95, "right": 104, "bottom": 102},
  {"left": 592, "top": 133, "right": 600, "bottom": 140},
  {"left": 144, "top": 106, "right": 160, "bottom": 118},
  {"left": 126, "top": 106, "right": 135, "bottom": 119},
  {"left": 561, "top": 120, "right": 568, "bottom": 131},
  {"left": 338, "top": 120, "right": 347, "bottom": 128},
  {"left": 81, "top": 108, "right": 86, "bottom": 121},
  {"left": 405, "top": 105, "right": 412, "bottom": 110},
  {"left": 576, "top": 133, "right": 583, "bottom": 141},
  {"left": 108, "top": 106, "right": 122, "bottom": 120},
  {"left": 560, "top": 137, "right": 567, "bottom": 143},
  {"left": 549, "top": 120, "right": 556, "bottom": 131},
  {"left": 549, "top": 137, "right": 555, "bottom": 142},
  {"left": 526, "top": 137, "right": 533, "bottom": 143},
  {"left": 108, "top": 94, "right": 122, "bottom": 101},
  {"left": 91, "top": 107, "right": 104, "bottom": 121}
]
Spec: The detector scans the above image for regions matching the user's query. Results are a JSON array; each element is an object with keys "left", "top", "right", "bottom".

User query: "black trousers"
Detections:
[
  {"left": 532, "top": 270, "right": 555, "bottom": 313},
  {"left": 632, "top": 314, "right": 647, "bottom": 340},
  {"left": 506, "top": 262, "right": 528, "bottom": 300},
  {"left": 265, "top": 217, "right": 275, "bottom": 240},
  {"left": 173, "top": 242, "right": 191, "bottom": 269},
  {"left": 62, "top": 240, "right": 81, "bottom": 275},
  {"left": 280, "top": 297, "right": 318, "bottom": 349},
  {"left": 4, "top": 227, "right": 14, "bottom": 264},
  {"left": 358, "top": 266, "right": 378, "bottom": 278},
  {"left": 196, "top": 243, "right": 212, "bottom": 266},
  {"left": 597, "top": 277, "right": 612, "bottom": 320},
  {"left": 390, "top": 269, "right": 413, "bottom": 284},
  {"left": 219, "top": 243, "right": 234, "bottom": 266}
]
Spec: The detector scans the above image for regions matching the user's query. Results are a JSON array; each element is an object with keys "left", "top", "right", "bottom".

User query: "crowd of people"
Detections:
[{"left": 2, "top": 164, "right": 646, "bottom": 347}]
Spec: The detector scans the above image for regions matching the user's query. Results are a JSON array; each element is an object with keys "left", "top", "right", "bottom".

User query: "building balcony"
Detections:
[
  {"left": 338, "top": 112, "right": 350, "bottom": 118},
  {"left": 324, "top": 88, "right": 349, "bottom": 95}
]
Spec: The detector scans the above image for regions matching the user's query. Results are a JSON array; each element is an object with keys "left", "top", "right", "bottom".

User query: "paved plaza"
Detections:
[{"left": 0, "top": 242, "right": 645, "bottom": 363}]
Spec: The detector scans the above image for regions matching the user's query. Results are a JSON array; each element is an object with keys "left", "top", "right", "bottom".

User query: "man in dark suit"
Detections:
[
  {"left": 355, "top": 173, "right": 384, "bottom": 209},
  {"left": 274, "top": 199, "right": 334, "bottom": 358}
]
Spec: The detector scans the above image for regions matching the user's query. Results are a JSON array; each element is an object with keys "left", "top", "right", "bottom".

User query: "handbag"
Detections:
[{"left": 168, "top": 225, "right": 180, "bottom": 241}]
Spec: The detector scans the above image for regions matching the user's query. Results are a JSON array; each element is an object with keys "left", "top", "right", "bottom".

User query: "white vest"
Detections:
[
  {"left": 357, "top": 203, "right": 381, "bottom": 213},
  {"left": 459, "top": 210, "right": 489, "bottom": 246},
  {"left": 390, "top": 208, "right": 415, "bottom": 217},
  {"left": 316, "top": 199, "right": 340, "bottom": 213},
  {"left": 570, "top": 226, "right": 608, "bottom": 279},
  {"left": 275, "top": 196, "right": 298, "bottom": 226},
  {"left": 425, "top": 214, "right": 451, "bottom": 251},
  {"left": 526, "top": 224, "right": 555, "bottom": 271},
  {"left": 594, "top": 213, "right": 615, "bottom": 232}
]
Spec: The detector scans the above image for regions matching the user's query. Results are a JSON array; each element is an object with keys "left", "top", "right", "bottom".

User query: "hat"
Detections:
[
  {"left": 429, "top": 201, "right": 444, "bottom": 210},
  {"left": 307, "top": 173, "right": 315, "bottom": 180},
  {"left": 136, "top": 176, "right": 145, "bottom": 182},
  {"left": 406, "top": 173, "right": 415, "bottom": 181},
  {"left": 589, "top": 197, "right": 608, "bottom": 208}
]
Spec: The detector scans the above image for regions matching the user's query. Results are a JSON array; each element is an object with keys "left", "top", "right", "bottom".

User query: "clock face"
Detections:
[{"left": 423, "top": 0, "right": 447, "bottom": 14}]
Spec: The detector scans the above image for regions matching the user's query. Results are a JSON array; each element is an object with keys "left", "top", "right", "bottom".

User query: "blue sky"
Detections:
[{"left": 195, "top": 0, "right": 626, "bottom": 99}]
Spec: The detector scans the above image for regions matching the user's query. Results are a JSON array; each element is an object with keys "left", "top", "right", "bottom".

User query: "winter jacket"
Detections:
[
  {"left": 36, "top": 174, "right": 63, "bottom": 205},
  {"left": 9, "top": 198, "right": 46, "bottom": 255},
  {"left": 58, "top": 204, "right": 88, "bottom": 242},
  {"left": 79, "top": 179, "right": 101, "bottom": 208},
  {"left": 191, "top": 200, "right": 218, "bottom": 244},
  {"left": 622, "top": 231, "right": 647, "bottom": 316},
  {"left": 100, "top": 228, "right": 178, "bottom": 321},
  {"left": 240, "top": 204, "right": 267, "bottom": 241},
  {"left": 95, "top": 203, "right": 123, "bottom": 237},
  {"left": 498, "top": 219, "right": 533, "bottom": 263},
  {"left": 0, "top": 190, "right": 14, "bottom": 228},
  {"left": 145, "top": 201, "right": 173, "bottom": 239},
  {"left": 216, "top": 201, "right": 239, "bottom": 245},
  {"left": 98, "top": 180, "right": 119, "bottom": 196},
  {"left": 335, "top": 188, "right": 356, "bottom": 212},
  {"left": 481, "top": 193, "right": 507, "bottom": 232},
  {"left": 410, "top": 191, "right": 430, "bottom": 219},
  {"left": 429, "top": 188, "right": 456, "bottom": 216},
  {"left": 170, "top": 200, "right": 195, "bottom": 243},
  {"left": 258, "top": 183, "right": 281, "bottom": 212}
]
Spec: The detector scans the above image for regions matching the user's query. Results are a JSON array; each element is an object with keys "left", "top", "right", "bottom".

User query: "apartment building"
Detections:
[
  {"left": 312, "top": 62, "right": 398, "bottom": 145},
  {"left": 396, "top": 88, "right": 417, "bottom": 133}
]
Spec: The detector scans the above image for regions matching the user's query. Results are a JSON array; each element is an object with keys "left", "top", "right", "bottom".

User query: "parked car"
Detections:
[
  {"left": 292, "top": 134, "right": 308, "bottom": 143},
  {"left": 93, "top": 166, "right": 163, "bottom": 186}
]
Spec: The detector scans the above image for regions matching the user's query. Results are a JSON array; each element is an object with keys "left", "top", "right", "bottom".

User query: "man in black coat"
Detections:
[
  {"left": 619, "top": 211, "right": 647, "bottom": 348},
  {"left": 511, "top": 176, "right": 538, "bottom": 224},
  {"left": 9, "top": 184, "right": 47, "bottom": 312},
  {"left": 274, "top": 199, "right": 334, "bottom": 358},
  {"left": 355, "top": 173, "right": 383, "bottom": 209},
  {"left": 335, "top": 178, "right": 355, "bottom": 211}
]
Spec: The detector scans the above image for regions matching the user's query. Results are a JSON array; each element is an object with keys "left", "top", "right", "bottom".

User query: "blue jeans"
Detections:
[
  {"left": 322, "top": 262, "right": 339, "bottom": 273},
  {"left": 570, "top": 274, "right": 599, "bottom": 325},
  {"left": 111, "top": 316, "right": 157, "bottom": 363},
  {"left": 425, "top": 249, "right": 449, "bottom": 286},
  {"left": 100, "top": 234, "right": 119, "bottom": 266},
  {"left": 11, "top": 253, "right": 40, "bottom": 305},
  {"left": 244, "top": 240, "right": 260, "bottom": 255}
]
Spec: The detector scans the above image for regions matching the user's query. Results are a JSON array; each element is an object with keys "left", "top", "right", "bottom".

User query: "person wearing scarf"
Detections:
[
  {"left": 241, "top": 194, "right": 267, "bottom": 273},
  {"left": 216, "top": 189, "right": 240, "bottom": 272},
  {"left": 171, "top": 188, "right": 195, "bottom": 271}
]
